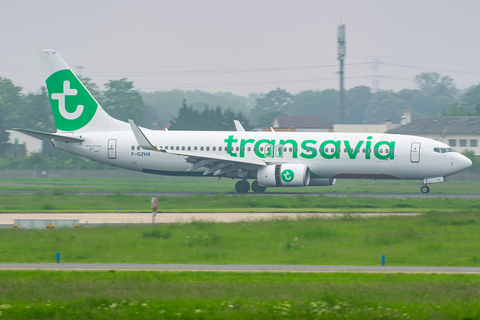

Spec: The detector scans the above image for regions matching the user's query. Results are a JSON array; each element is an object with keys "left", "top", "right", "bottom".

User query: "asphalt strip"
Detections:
[{"left": 0, "top": 264, "right": 479, "bottom": 274}]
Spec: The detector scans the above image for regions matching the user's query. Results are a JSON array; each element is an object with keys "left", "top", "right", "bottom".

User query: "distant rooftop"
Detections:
[
  {"left": 387, "top": 116, "right": 480, "bottom": 135},
  {"left": 274, "top": 116, "right": 332, "bottom": 129}
]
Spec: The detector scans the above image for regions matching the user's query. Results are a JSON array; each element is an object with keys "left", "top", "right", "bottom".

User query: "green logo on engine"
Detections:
[
  {"left": 281, "top": 169, "right": 294, "bottom": 183},
  {"left": 46, "top": 69, "right": 98, "bottom": 131}
]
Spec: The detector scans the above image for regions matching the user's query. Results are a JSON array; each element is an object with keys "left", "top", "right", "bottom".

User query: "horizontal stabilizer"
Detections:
[{"left": 12, "top": 128, "right": 84, "bottom": 142}]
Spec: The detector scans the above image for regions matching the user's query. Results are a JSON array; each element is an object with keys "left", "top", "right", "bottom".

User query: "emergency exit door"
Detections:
[
  {"left": 108, "top": 139, "right": 117, "bottom": 159},
  {"left": 410, "top": 142, "right": 420, "bottom": 163}
]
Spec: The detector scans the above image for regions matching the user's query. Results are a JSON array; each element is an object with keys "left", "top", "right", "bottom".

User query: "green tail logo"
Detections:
[{"left": 46, "top": 69, "right": 98, "bottom": 131}]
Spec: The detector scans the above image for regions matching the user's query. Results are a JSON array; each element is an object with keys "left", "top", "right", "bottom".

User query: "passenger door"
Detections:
[
  {"left": 108, "top": 139, "right": 117, "bottom": 159},
  {"left": 410, "top": 142, "right": 420, "bottom": 163}
]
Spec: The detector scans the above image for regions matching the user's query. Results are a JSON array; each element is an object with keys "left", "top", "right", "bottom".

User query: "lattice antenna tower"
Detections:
[{"left": 337, "top": 23, "right": 346, "bottom": 124}]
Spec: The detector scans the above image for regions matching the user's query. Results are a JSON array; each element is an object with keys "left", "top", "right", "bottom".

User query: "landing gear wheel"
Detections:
[
  {"left": 421, "top": 185, "right": 430, "bottom": 194},
  {"left": 235, "top": 180, "right": 250, "bottom": 193},
  {"left": 251, "top": 180, "right": 267, "bottom": 194}
]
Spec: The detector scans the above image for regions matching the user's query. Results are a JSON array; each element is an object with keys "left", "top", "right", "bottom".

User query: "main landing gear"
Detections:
[
  {"left": 251, "top": 180, "right": 266, "bottom": 194},
  {"left": 235, "top": 180, "right": 266, "bottom": 194},
  {"left": 420, "top": 185, "right": 430, "bottom": 194}
]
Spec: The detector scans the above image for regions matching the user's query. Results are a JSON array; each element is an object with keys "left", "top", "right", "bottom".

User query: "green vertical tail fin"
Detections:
[{"left": 39, "top": 50, "right": 128, "bottom": 132}]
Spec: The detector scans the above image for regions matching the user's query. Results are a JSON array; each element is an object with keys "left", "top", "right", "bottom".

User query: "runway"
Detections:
[
  {"left": 0, "top": 263, "right": 479, "bottom": 274},
  {"left": 0, "top": 212, "right": 419, "bottom": 225},
  {"left": 1, "top": 190, "right": 480, "bottom": 198}
]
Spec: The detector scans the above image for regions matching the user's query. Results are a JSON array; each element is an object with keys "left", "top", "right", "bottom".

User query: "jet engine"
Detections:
[
  {"left": 257, "top": 164, "right": 310, "bottom": 187},
  {"left": 309, "top": 178, "right": 336, "bottom": 186}
]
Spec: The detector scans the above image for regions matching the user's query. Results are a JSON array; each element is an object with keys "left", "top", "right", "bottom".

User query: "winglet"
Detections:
[
  {"left": 234, "top": 120, "right": 245, "bottom": 132},
  {"left": 128, "top": 119, "right": 160, "bottom": 151}
]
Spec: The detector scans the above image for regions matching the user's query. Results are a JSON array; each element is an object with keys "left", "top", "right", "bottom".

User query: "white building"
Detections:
[
  {"left": 387, "top": 116, "right": 480, "bottom": 155},
  {"left": 333, "top": 109, "right": 412, "bottom": 133}
]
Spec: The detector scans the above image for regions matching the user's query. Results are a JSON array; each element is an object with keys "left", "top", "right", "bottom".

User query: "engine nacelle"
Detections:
[
  {"left": 309, "top": 178, "right": 336, "bottom": 186},
  {"left": 257, "top": 164, "right": 310, "bottom": 187}
]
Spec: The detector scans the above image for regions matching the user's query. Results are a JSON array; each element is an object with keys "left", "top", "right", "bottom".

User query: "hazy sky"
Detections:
[{"left": 1, "top": 0, "right": 480, "bottom": 96}]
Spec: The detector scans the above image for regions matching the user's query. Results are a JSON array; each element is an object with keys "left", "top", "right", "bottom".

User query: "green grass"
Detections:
[
  {"left": 0, "top": 271, "right": 479, "bottom": 319},
  {"left": 1, "top": 177, "right": 479, "bottom": 193},
  {"left": 2, "top": 193, "right": 480, "bottom": 213},
  {"left": 2, "top": 211, "right": 480, "bottom": 266}
]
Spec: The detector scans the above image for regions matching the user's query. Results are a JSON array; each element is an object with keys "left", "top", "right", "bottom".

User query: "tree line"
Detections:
[
  {"left": 1, "top": 71, "right": 480, "bottom": 168},
  {"left": 251, "top": 72, "right": 480, "bottom": 127}
]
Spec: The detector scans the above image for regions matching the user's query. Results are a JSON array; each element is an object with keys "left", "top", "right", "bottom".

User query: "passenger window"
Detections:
[
  {"left": 344, "top": 148, "right": 347, "bottom": 153},
  {"left": 242, "top": 147, "right": 245, "bottom": 151},
  {"left": 283, "top": 147, "right": 287, "bottom": 152},
  {"left": 176, "top": 146, "right": 179, "bottom": 150},
  {"left": 219, "top": 147, "right": 222, "bottom": 151},
  {"left": 236, "top": 147, "right": 239, "bottom": 151},
  {"left": 374, "top": 149, "right": 377, "bottom": 153},
  {"left": 137, "top": 146, "right": 141, "bottom": 150},
  {"left": 231, "top": 147, "right": 234, "bottom": 151},
  {"left": 289, "top": 147, "right": 292, "bottom": 152},
  {"left": 379, "top": 149, "right": 383, "bottom": 154},
  {"left": 188, "top": 146, "right": 191, "bottom": 151},
  {"left": 294, "top": 148, "right": 298, "bottom": 152},
  {"left": 356, "top": 149, "right": 360, "bottom": 153},
  {"left": 248, "top": 147, "right": 251, "bottom": 151},
  {"left": 350, "top": 148, "right": 353, "bottom": 153},
  {"left": 260, "top": 147, "right": 264, "bottom": 152},
  {"left": 206, "top": 146, "right": 210, "bottom": 151},
  {"left": 330, "top": 148, "right": 335, "bottom": 153},
  {"left": 319, "top": 148, "right": 323, "bottom": 153},
  {"left": 385, "top": 149, "right": 389, "bottom": 153},
  {"left": 182, "top": 146, "right": 185, "bottom": 151},
  {"left": 131, "top": 146, "right": 135, "bottom": 150},
  {"left": 194, "top": 146, "right": 197, "bottom": 151},
  {"left": 213, "top": 146, "right": 216, "bottom": 151},
  {"left": 253, "top": 147, "right": 257, "bottom": 151},
  {"left": 391, "top": 149, "right": 394, "bottom": 154},
  {"left": 362, "top": 148, "right": 366, "bottom": 153}
]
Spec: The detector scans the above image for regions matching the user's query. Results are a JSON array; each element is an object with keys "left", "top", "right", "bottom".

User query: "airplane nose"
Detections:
[{"left": 456, "top": 153, "right": 473, "bottom": 172}]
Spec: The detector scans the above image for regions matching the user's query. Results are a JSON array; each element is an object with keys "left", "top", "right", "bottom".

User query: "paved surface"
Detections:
[
  {"left": 0, "top": 263, "right": 479, "bottom": 274},
  {"left": 1, "top": 190, "right": 480, "bottom": 198},
  {"left": 0, "top": 212, "right": 419, "bottom": 225}
]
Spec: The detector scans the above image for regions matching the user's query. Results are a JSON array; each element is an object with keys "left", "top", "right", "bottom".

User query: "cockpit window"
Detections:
[{"left": 434, "top": 147, "right": 455, "bottom": 153}]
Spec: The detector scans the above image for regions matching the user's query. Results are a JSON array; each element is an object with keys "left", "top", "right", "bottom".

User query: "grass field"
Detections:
[
  {"left": 1, "top": 212, "right": 480, "bottom": 266},
  {"left": 1, "top": 193, "right": 480, "bottom": 213},
  {"left": 1, "top": 177, "right": 480, "bottom": 193},
  {"left": 0, "top": 271, "right": 479, "bottom": 319}
]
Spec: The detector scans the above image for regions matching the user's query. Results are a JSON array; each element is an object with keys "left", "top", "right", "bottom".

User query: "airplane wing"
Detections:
[
  {"left": 128, "top": 120, "right": 266, "bottom": 177},
  {"left": 12, "top": 128, "right": 85, "bottom": 143}
]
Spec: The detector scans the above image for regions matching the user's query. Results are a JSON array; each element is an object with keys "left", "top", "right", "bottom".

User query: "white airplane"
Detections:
[{"left": 15, "top": 50, "right": 472, "bottom": 194}]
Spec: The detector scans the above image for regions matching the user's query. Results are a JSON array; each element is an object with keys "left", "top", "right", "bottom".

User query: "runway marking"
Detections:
[{"left": 1, "top": 267, "right": 480, "bottom": 274}]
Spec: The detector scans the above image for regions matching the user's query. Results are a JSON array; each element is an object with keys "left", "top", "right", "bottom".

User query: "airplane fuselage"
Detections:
[{"left": 54, "top": 130, "right": 466, "bottom": 181}]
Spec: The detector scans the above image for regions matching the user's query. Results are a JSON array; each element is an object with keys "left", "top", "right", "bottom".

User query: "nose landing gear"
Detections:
[{"left": 420, "top": 185, "right": 430, "bottom": 194}]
